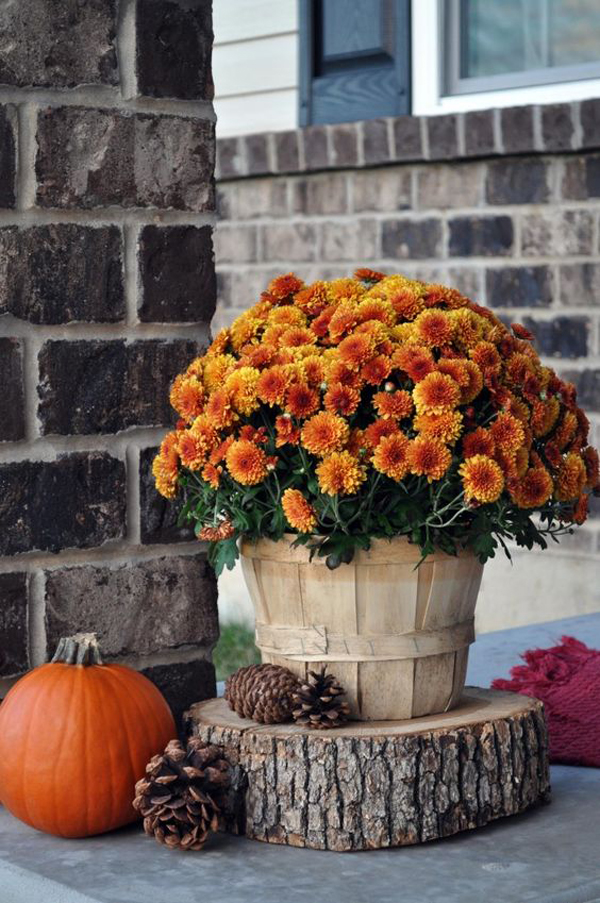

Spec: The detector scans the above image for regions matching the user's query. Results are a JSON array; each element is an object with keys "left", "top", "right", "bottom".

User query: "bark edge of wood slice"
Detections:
[{"left": 185, "top": 687, "right": 551, "bottom": 852}]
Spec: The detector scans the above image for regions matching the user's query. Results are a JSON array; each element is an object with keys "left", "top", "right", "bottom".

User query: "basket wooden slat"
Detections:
[{"left": 240, "top": 536, "right": 484, "bottom": 721}]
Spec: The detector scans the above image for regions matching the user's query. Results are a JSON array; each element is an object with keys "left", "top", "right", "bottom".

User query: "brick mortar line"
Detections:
[
  {"left": 0, "top": 540, "right": 206, "bottom": 571},
  {"left": 21, "top": 332, "right": 42, "bottom": 441},
  {"left": 0, "top": 208, "right": 216, "bottom": 227},
  {"left": 16, "top": 103, "right": 37, "bottom": 210},
  {"left": 0, "top": 426, "right": 174, "bottom": 463},
  {"left": 126, "top": 445, "right": 142, "bottom": 545},
  {"left": 116, "top": 0, "right": 137, "bottom": 102},
  {"left": 0, "top": 318, "right": 212, "bottom": 340},
  {"left": 27, "top": 569, "right": 46, "bottom": 667},
  {"left": 216, "top": 257, "right": 600, "bottom": 273},
  {"left": 216, "top": 254, "right": 600, "bottom": 269},
  {"left": 216, "top": 204, "right": 600, "bottom": 225},
  {"left": 123, "top": 221, "right": 140, "bottom": 326},
  {"left": 0, "top": 87, "right": 216, "bottom": 122}
]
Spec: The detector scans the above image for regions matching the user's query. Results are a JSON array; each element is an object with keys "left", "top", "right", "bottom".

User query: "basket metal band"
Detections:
[{"left": 255, "top": 619, "right": 475, "bottom": 662}]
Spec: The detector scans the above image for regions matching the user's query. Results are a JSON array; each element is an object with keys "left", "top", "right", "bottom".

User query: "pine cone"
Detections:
[
  {"left": 225, "top": 663, "right": 300, "bottom": 723},
  {"left": 133, "top": 737, "right": 229, "bottom": 851},
  {"left": 292, "top": 667, "right": 351, "bottom": 729}
]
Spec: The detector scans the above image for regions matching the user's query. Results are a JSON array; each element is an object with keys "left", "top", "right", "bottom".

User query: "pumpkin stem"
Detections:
[{"left": 51, "top": 633, "right": 103, "bottom": 666}]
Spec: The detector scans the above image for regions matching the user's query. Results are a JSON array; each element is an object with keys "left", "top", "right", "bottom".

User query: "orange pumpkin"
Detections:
[{"left": 0, "top": 633, "right": 176, "bottom": 838}]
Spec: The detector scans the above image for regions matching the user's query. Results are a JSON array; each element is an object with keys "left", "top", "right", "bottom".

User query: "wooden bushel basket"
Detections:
[{"left": 241, "top": 536, "right": 484, "bottom": 721}]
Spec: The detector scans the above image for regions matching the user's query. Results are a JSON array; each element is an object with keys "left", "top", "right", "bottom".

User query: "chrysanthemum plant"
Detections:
[{"left": 154, "top": 271, "right": 600, "bottom": 575}]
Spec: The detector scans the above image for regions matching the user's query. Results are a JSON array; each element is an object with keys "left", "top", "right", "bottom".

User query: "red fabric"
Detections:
[{"left": 492, "top": 636, "right": 600, "bottom": 768}]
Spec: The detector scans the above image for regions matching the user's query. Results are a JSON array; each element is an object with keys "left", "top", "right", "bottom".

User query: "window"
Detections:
[
  {"left": 412, "top": 0, "right": 600, "bottom": 116},
  {"left": 299, "top": 0, "right": 411, "bottom": 126},
  {"left": 445, "top": 0, "right": 600, "bottom": 95}
]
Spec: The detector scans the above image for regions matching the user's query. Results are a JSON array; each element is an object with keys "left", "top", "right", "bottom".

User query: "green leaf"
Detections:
[{"left": 208, "top": 538, "right": 239, "bottom": 577}]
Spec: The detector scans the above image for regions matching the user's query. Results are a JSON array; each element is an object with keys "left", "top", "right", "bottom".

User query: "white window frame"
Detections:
[{"left": 412, "top": 0, "right": 600, "bottom": 116}]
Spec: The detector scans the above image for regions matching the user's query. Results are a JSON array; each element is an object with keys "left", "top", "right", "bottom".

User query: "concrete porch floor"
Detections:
[{"left": 1, "top": 613, "right": 600, "bottom": 903}]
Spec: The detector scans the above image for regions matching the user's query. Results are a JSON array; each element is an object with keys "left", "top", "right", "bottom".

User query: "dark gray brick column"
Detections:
[{"left": 0, "top": 0, "right": 218, "bottom": 722}]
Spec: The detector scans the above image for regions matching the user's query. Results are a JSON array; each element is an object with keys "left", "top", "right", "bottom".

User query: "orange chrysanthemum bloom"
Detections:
[
  {"left": 389, "top": 288, "right": 424, "bottom": 320},
  {"left": 363, "top": 418, "right": 399, "bottom": 449},
  {"left": 505, "top": 393, "right": 531, "bottom": 425},
  {"left": 295, "top": 281, "right": 329, "bottom": 316},
  {"left": 207, "top": 329, "right": 229, "bottom": 356},
  {"left": 337, "top": 332, "right": 376, "bottom": 370},
  {"left": 354, "top": 267, "right": 386, "bottom": 283},
  {"left": 462, "top": 428, "right": 496, "bottom": 459},
  {"left": 414, "top": 410, "right": 463, "bottom": 444},
  {"left": 554, "top": 411, "right": 578, "bottom": 451},
  {"left": 413, "top": 371, "right": 461, "bottom": 414},
  {"left": 226, "top": 439, "right": 268, "bottom": 485},
  {"left": 490, "top": 413, "right": 525, "bottom": 453},
  {"left": 515, "top": 446, "right": 529, "bottom": 478},
  {"left": 301, "top": 412, "right": 349, "bottom": 457},
  {"left": 555, "top": 452, "right": 587, "bottom": 501},
  {"left": 209, "top": 436, "right": 234, "bottom": 465},
  {"left": 512, "top": 467, "right": 554, "bottom": 508},
  {"left": 178, "top": 431, "right": 209, "bottom": 471},
  {"left": 256, "top": 365, "right": 288, "bottom": 406},
  {"left": 326, "top": 359, "right": 362, "bottom": 389},
  {"left": 394, "top": 348, "right": 436, "bottom": 385},
  {"left": 361, "top": 354, "right": 392, "bottom": 386},
  {"left": 205, "top": 387, "right": 235, "bottom": 428},
  {"left": 268, "top": 272, "right": 304, "bottom": 299},
  {"left": 241, "top": 344, "right": 276, "bottom": 370},
  {"left": 170, "top": 374, "right": 204, "bottom": 423},
  {"left": 301, "top": 355, "right": 326, "bottom": 387},
  {"left": 355, "top": 318, "right": 389, "bottom": 345},
  {"left": 571, "top": 494, "right": 589, "bottom": 525},
  {"left": 414, "top": 309, "right": 454, "bottom": 347},
  {"left": 202, "top": 462, "right": 222, "bottom": 489},
  {"left": 459, "top": 455, "right": 504, "bottom": 503},
  {"left": 357, "top": 298, "right": 395, "bottom": 326},
  {"left": 460, "top": 360, "right": 484, "bottom": 403},
  {"left": 437, "top": 357, "right": 470, "bottom": 388},
  {"left": 275, "top": 414, "right": 301, "bottom": 447},
  {"left": 407, "top": 437, "right": 452, "bottom": 482},
  {"left": 230, "top": 314, "right": 262, "bottom": 352},
  {"left": 583, "top": 446, "right": 600, "bottom": 488},
  {"left": 310, "top": 304, "right": 336, "bottom": 338},
  {"left": 511, "top": 322, "right": 535, "bottom": 341},
  {"left": 267, "top": 305, "right": 306, "bottom": 328},
  {"left": 285, "top": 383, "right": 320, "bottom": 418},
  {"left": 279, "top": 326, "right": 317, "bottom": 349},
  {"left": 282, "top": 488, "right": 317, "bottom": 533},
  {"left": 198, "top": 520, "right": 235, "bottom": 541},
  {"left": 316, "top": 451, "right": 366, "bottom": 495},
  {"left": 324, "top": 383, "right": 360, "bottom": 416},
  {"left": 505, "top": 352, "right": 536, "bottom": 386},
  {"left": 152, "top": 435, "right": 179, "bottom": 499},
  {"left": 372, "top": 433, "right": 410, "bottom": 481},
  {"left": 451, "top": 309, "right": 483, "bottom": 349},
  {"left": 225, "top": 366, "right": 260, "bottom": 416},
  {"left": 530, "top": 397, "right": 560, "bottom": 438},
  {"left": 328, "top": 302, "right": 359, "bottom": 342},
  {"left": 470, "top": 341, "right": 502, "bottom": 375},
  {"left": 373, "top": 389, "right": 413, "bottom": 420}
]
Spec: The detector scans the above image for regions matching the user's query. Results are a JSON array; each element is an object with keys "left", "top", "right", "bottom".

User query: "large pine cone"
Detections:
[
  {"left": 292, "top": 667, "right": 351, "bottom": 729},
  {"left": 225, "top": 663, "right": 300, "bottom": 723},
  {"left": 133, "top": 737, "right": 229, "bottom": 851}
]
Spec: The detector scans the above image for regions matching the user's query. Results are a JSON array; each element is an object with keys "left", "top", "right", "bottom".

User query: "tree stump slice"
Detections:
[{"left": 185, "top": 688, "right": 551, "bottom": 852}]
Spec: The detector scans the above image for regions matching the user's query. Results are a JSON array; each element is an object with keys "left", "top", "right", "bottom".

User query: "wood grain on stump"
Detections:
[{"left": 186, "top": 688, "right": 551, "bottom": 852}]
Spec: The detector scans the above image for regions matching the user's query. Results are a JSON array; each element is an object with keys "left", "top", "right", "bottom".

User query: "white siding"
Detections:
[{"left": 213, "top": 0, "right": 300, "bottom": 137}]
